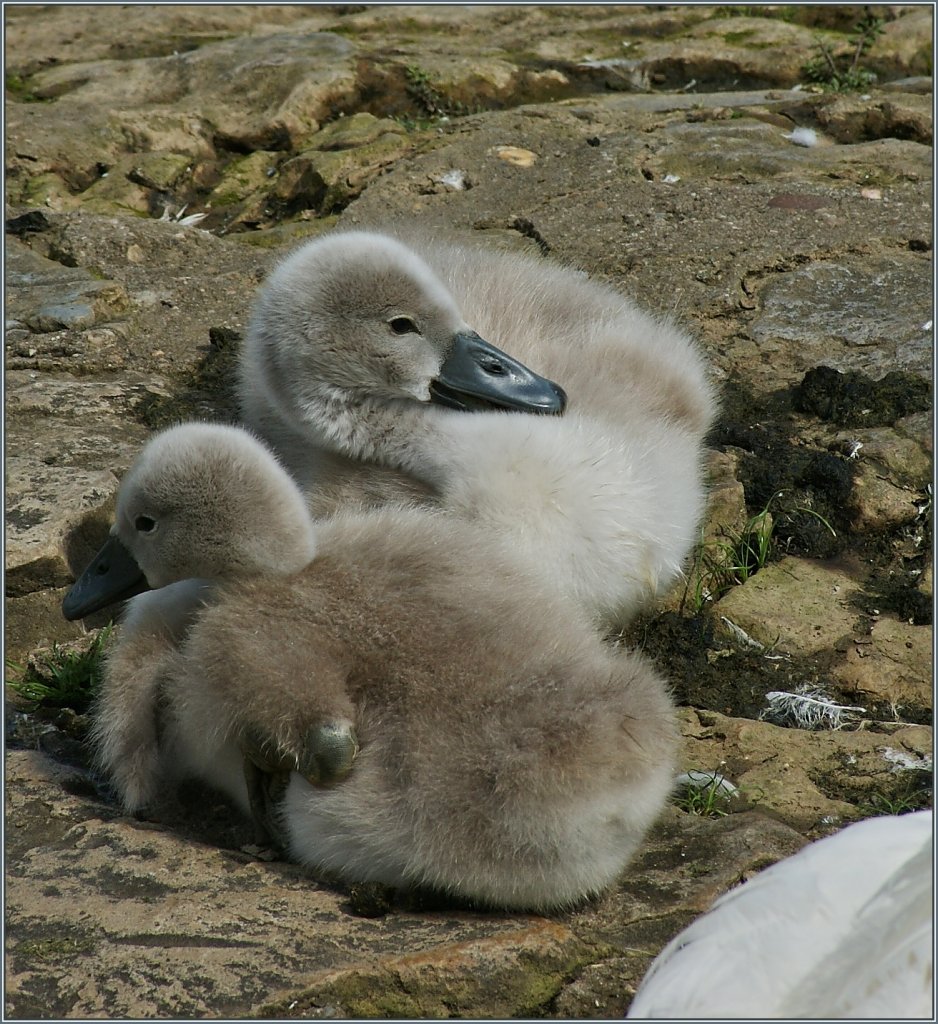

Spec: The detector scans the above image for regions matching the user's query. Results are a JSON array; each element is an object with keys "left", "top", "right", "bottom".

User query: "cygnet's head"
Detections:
[
  {"left": 246, "top": 231, "right": 566, "bottom": 419},
  {"left": 62, "top": 423, "right": 316, "bottom": 620}
]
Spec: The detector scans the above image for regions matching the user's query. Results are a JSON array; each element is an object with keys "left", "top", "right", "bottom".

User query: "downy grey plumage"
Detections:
[
  {"left": 239, "top": 230, "right": 717, "bottom": 630},
  {"left": 79, "top": 422, "right": 679, "bottom": 911}
]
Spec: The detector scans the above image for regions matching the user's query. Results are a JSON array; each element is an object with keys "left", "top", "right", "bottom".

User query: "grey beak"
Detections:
[
  {"left": 62, "top": 533, "right": 149, "bottom": 621},
  {"left": 430, "top": 331, "right": 567, "bottom": 415}
]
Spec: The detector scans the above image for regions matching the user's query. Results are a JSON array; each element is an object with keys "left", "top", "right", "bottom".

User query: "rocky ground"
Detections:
[{"left": 4, "top": 5, "right": 933, "bottom": 1019}]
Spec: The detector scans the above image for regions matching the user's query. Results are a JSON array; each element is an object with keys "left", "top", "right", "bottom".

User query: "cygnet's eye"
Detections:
[
  {"left": 388, "top": 316, "right": 419, "bottom": 336},
  {"left": 135, "top": 515, "right": 157, "bottom": 534}
]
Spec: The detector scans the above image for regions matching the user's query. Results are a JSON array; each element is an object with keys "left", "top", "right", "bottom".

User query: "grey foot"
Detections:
[
  {"left": 242, "top": 719, "right": 359, "bottom": 786},
  {"left": 243, "top": 757, "right": 291, "bottom": 851},
  {"left": 298, "top": 720, "right": 359, "bottom": 786},
  {"left": 241, "top": 719, "right": 359, "bottom": 849}
]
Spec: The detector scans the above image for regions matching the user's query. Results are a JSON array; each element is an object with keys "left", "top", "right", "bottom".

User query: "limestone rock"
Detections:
[
  {"left": 28, "top": 33, "right": 357, "bottom": 151},
  {"left": 831, "top": 615, "right": 933, "bottom": 714},
  {"left": 866, "top": 7, "right": 935, "bottom": 80},
  {"left": 848, "top": 462, "right": 921, "bottom": 532},
  {"left": 811, "top": 91, "right": 933, "bottom": 145},
  {"left": 6, "top": 241, "right": 130, "bottom": 336},
  {"left": 714, "top": 556, "right": 860, "bottom": 656},
  {"left": 749, "top": 254, "right": 932, "bottom": 381},
  {"left": 826, "top": 423, "right": 932, "bottom": 488},
  {"left": 4, "top": 371, "right": 165, "bottom": 595},
  {"left": 311, "top": 113, "right": 406, "bottom": 151},
  {"left": 3, "top": 740, "right": 813, "bottom": 1019},
  {"left": 266, "top": 132, "right": 411, "bottom": 220},
  {"left": 5, "top": 456, "right": 119, "bottom": 596},
  {"left": 679, "top": 707, "right": 932, "bottom": 830}
]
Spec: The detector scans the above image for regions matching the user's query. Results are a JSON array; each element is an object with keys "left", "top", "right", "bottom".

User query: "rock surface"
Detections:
[{"left": 4, "top": 5, "right": 932, "bottom": 1019}]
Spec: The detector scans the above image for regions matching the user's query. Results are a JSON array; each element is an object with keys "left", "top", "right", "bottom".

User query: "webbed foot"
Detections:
[
  {"left": 242, "top": 719, "right": 359, "bottom": 786},
  {"left": 241, "top": 719, "right": 359, "bottom": 849}
]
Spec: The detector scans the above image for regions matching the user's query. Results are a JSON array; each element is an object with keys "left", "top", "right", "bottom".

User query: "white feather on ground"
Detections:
[{"left": 784, "top": 126, "right": 818, "bottom": 147}]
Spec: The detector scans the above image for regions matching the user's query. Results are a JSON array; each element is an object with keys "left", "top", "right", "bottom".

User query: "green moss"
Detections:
[
  {"left": 11, "top": 920, "right": 98, "bottom": 965},
  {"left": 209, "top": 151, "right": 280, "bottom": 207},
  {"left": 404, "top": 64, "right": 475, "bottom": 118},
  {"left": 127, "top": 151, "right": 193, "bottom": 191},
  {"left": 5, "top": 71, "right": 47, "bottom": 102},
  {"left": 230, "top": 216, "right": 339, "bottom": 249},
  {"left": 722, "top": 29, "right": 757, "bottom": 44},
  {"left": 20, "top": 172, "right": 77, "bottom": 206},
  {"left": 311, "top": 112, "right": 405, "bottom": 151},
  {"left": 259, "top": 935, "right": 602, "bottom": 1019},
  {"left": 17, "top": 934, "right": 96, "bottom": 961}
]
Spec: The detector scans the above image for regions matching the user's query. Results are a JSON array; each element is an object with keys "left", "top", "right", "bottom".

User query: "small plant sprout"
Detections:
[
  {"left": 802, "top": 9, "right": 883, "bottom": 93},
  {"left": 760, "top": 687, "right": 866, "bottom": 730},
  {"left": 684, "top": 499, "right": 778, "bottom": 613},
  {"left": 674, "top": 770, "right": 741, "bottom": 818}
]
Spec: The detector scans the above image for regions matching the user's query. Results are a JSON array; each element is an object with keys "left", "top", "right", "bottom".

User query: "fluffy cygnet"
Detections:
[
  {"left": 62, "top": 422, "right": 318, "bottom": 811},
  {"left": 65, "top": 422, "right": 679, "bottom": 911},
  {"left": 239, "top": 229, "right": 717, "bottom": 629},
  {"left": 627, "top": 810, "right": 934, "bottom": 1019}
]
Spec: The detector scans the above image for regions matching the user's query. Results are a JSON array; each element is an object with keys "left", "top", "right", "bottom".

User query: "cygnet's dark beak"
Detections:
[
  {"left": 430, "top": 331, "right": 567, "bottom": 415},
  {"left": 62, "top": 533, "right": 149, "bottom": 621}
]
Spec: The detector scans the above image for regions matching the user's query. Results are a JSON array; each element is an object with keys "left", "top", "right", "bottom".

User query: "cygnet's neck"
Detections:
[{"left": 305, "top": 386, "right": 459, "bottom": 490}]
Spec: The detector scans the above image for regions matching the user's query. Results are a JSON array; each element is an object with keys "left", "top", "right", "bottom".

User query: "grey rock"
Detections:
[
  {"left": 750, "top": 255, "right": 932, "bottom": 379},
  {"left": 5, "top": 371, "right": 165, "bottom": 593},
  {"left": 29, "top": 32, "right": 357, "bottom": 150},
  {"left": 812, "top": 91, "right": 933, "bottom": 145},
  {"left": 5, "top": 741, "right": 811, "bottom": 1019},
  {"left": 5, "top": 241, "right": 130, "bottom": 336}
]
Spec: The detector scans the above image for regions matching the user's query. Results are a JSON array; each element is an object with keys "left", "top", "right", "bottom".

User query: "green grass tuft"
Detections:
[
  {"left": 802, "top": 10, "right": 883, "bottom": 93},
  {"left": 685, "top": 492, "right": 836, "bottom": 614},
  {"left": 685, "top": 506, "right": 775, "bottom": 614},
  {"left": 7, "top": 627, "right": 113, "bottom": 713}
]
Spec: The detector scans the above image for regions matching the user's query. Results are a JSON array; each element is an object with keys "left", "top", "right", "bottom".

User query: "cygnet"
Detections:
[
  {"left": 239, "top": 229, "right": 717, "bottom": 629},
  {"left": 65, "top": 422, "right": 679, "bottom": 911}
]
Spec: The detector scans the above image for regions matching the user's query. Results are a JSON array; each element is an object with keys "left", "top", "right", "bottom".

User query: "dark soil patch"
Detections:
[
  {"left": 634, "top": 373, "right": 931, "bottom": 725},
  {"left": 711, "top": 376, "right": 854, "bottom": 558},
  {"left": 624, "top": 611, "right": 832, "bottom": 720},
  {"left": 793, "top": 365, "right": 932, "bottom": 428},
  {"left": 860, "top": 567, "right": 933, "bottom": 627},
  {"left": 5, "top": 209, "right": 51, "bottom": 236},
  {"left": 134, "top": 325, "right": 241, "bottom": 429},
  {"left": 810, "top": 760, "right": 933, "bottom": 814}
]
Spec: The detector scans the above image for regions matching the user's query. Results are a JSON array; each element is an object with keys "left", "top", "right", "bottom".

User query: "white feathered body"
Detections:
[{"left": 627, "top": 810, "right": 934, "bottom": 1019}]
